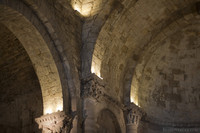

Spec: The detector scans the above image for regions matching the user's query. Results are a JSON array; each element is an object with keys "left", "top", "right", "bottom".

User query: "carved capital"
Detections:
[
  {"left": 81, "top": 74, "right": 123, "bottom": 108},
  {"left": 35, "top": 111, "right": 72, "bottom": 133},
  {"left": 81, "top": 74, "right": 104, "bottom": 100},
  {"left": 125, "top": 103, "right": 144, "bottom": 126}
]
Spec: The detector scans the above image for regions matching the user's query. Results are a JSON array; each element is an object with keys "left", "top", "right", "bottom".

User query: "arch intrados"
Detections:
[
  {"left": 123, "top": 6, "right": 198, "bottom": 105},
  {"left": 129, "top": 14, "right": 200, "bottom": 106},
  {"left": 0, "top": 5, "right": 63, "bottom": 115}
]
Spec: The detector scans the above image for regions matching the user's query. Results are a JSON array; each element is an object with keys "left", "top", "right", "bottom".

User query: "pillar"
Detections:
[
  {"left": 81, "top": 74, "right": 100, "bottom": 133},
  {"left": 83, "top": 98, "right": 97, "bottom": 133},
  {"left": 82, "top": 74, "right": 124, "bottom": 133},
  {"left": 126, "top": 104, "right": 143, "bottom": 133},
  {"left": 70, "top": 97, "right": 78, "bottom": 133}
]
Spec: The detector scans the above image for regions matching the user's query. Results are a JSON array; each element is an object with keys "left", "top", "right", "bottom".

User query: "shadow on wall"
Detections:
[
  {"left": 0, "top": 24, "right": 43, "bottom": 133},
  {"left": 97, "top": 109, "right": 121, "bottom": 133}
]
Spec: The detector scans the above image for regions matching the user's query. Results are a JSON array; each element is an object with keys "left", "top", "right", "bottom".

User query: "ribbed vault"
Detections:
[{"left": 92, "top": 0, "right": 200, "bottom": 123}]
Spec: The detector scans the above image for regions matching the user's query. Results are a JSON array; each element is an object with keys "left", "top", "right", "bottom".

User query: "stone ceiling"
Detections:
[
  {"left": 0, "top": 23, "right": 41, "bottom": 104},
  {"left": 133, "top": 19, "right": 200, "bottom": 123},
  {"left": 0, "top": 23, "right": 43, "bottom": 131},
  {"left": 92, "top": 0, "right": 200, "bottom": 123}
]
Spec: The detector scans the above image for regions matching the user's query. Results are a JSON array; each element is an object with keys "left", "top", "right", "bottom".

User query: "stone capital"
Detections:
[
  {"left": 81, "top": 74, "right": 104, "bottom": 99},
  {"left": 125, "top": 103, "right": 144, "bottom": 126},
  {"left": 35, "top": 111, "right": 72, "bottom": 133},
  {"left": 81, "top": 74, "right": 123, "bottom": 108}
]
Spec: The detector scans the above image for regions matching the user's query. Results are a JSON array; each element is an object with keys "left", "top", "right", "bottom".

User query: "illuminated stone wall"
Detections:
[
  {"left": 89, "top": 0, "right": 200, "bottom": 132},
  {"left": 71, "top": 0, "right": 108, "bottom": 17},
  {"left": 0, "top": 0, "right": 82, "bottom": 132},
  {"left": 0, "top": 6, "right": 63, "bottom": 114},
  {"left": 0, "top": 0, "right": 82, "bottom": 116},
  {"left": 1, "top": 0, "right": 200, "bottom": 132},
  {"left": 133, "top": 19, "right": 200, "bottom": 123},
  {"left": 27, "top": 0, "right": 83, "bottom": 114}
]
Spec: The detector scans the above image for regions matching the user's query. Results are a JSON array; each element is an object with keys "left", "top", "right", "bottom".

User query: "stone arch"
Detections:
[
  {"left": 86, "top": 0, "right": 199, "bottom": 104},
  {"left": 97, "top": 109, "right": 121, "bottom": 133},
  {"left": 0, "top": 23, "right": 43, "bottom": 133},
  {"left": 126, "top": 5, "right": 198, "bottom": 107},
  {"left": 90, "top": 0, "right": 127, "bottom": 79},
  {"left": 18, "top": 0, "right": 82, "bottom": 115},
  {"left": 94, "top": 102, "right": 126, "bottom": 133},
  {"left": 0, "top": 4, "right": 66, "bottom": 115},
  {"left": 81, "top": 0, "right": 120, "bottom": 78},
  {"left": 132, "top": 15, "right": 200, "bottom": 122}
]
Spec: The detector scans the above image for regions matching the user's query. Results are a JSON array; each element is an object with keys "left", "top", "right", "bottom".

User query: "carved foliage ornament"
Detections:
[
  {"left": 126, "top": 103, "right": 144, "bottom": 126},
  {"left": 127, "top": 109, "right": 141, "bottom": 125},
  {"left": 81, "top": 74, "right": 123, "bottom": 108},
  {"left": 35, "top": 111, "right": 72, "bottom": 133},
  {"left": 83, "top": 78, "right": 103, "bottom": 100}
]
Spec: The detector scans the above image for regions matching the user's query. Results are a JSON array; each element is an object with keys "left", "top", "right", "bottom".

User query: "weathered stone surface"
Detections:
[
  {"left": 1, "top": 0, "right": 200, "bottom": 133},
  {"left": 0, "top": 23, "right": 42, "bottom": 133},
  {"left": 133, "top": 23, "right": 200, "bottom": 123},
  {"left": 81, "top": 74, "right": 126, "bottom": 133},
  {"left": 35, "top": 111, "right": 72, "bottom": 133}
]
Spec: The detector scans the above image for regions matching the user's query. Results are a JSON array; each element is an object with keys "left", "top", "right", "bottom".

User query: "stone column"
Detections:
[
  {"left": 81, "top": 74, "right": 102, "bottom": 133},
  {"left": 70, "top": 97, "right": 78, "bottom": 133},
  {"left": 126, "top": 104, "right": 143, "bottom": 133},
  {"left": 35, "top": 111, "right": 72, "bottom": 133},
  {"left": 82, "top": 74, "right": 123, "bottom": 133},
  {"left": 83, "top": 98, "right": 98, "bottom": 133}
]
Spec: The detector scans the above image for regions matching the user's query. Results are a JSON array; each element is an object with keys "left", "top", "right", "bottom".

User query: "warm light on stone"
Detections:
[
  {"left": 130, "top": 95, "right": 139, "bottom": 106},
  {"left": 56, "top": 104, "right": 63, "bottom": 112},
  {"left": 45, "top": 108, "right": 53, "bottom": 114},
  {"left": 0, "top": 7, "right": 65, "bottom": 117},
  {"left": 91, "top": 55, "right": 103, "bottom": 79},
  {"left": 35, "top": 111, "right": 72, "bottom": 133},
  {"left": 2, "top": 1, "right": 200, "bottom": 133},
  {"left": 130, "top": 80, "right": 139, "bottom": 106},
  {"left": 71, "top": 0, "right": 103, "bottom": 17},
  {"left": 44, "top": 100, "right": 63, "bottom": 115},
  {"left": 72, "top": 2, "right": 90, "bottom": 17},
  {"left": 91, "top": 64, "right": 103, "bottom": 79},
  {"left": 73, "top": 4, "right": 81, "bottom": 13}
]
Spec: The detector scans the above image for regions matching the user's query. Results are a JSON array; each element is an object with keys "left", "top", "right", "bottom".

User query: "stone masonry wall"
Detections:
[
  {"left": 0, "top": 24, "right": 43, "bottom": 133},
  {"left": 28, "top": 0, "right": 83, "bottom": 91},
  {"left": 92, "top": 0, "right": 199, "bottom": 103},
  {"left": 129, "top": 16, "right": 200, "bottom": 133}
]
